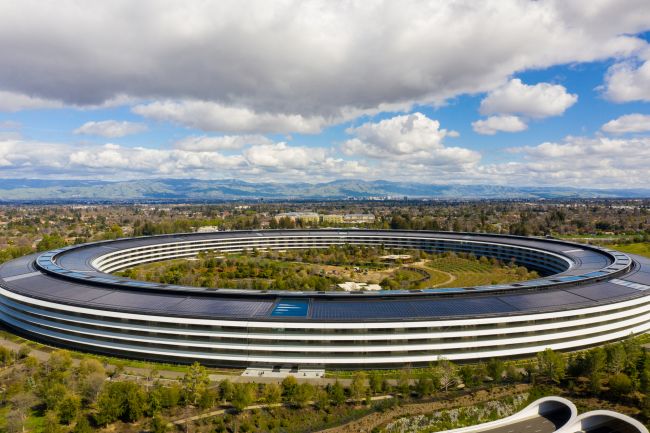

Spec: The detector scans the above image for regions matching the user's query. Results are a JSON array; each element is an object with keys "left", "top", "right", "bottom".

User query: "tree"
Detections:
[
  {"left": 293, "top": 383, "right": 314, "bottom": 408},
  {"left": 182, "top": 362, "right": 210, "bottom": 405},
  {"left": 607, "top": 344, "right": 627, "bottom": 375},
  {"left": 80, "top": 372, "right": 105, "bottom": 405},
  {"left": 219, "top": 379, "right": 235, "bottom": 402},
  {"left": 350, "top": 371, "right": 368, "bottom": 401},
  {"left": 71, "top": 416, "right": 93, "bottom": 433},
  {"left": 149, "top": 414, "right": 170, "bottom": 433},
  {"left": 315, "top": 388, "right": 330, "bottom": 410},
  {"left": 460, "top": 364, "right": 480, "bottom": 388},
  {"left": 640, "top": 354, "right": 650, "bottom": 394},
  {"left": 43, "top": 411, "right": 62, "bottom": 433},
  {"left": 505, "top": 363, "right": 523, "bottom": 382},
  {"left": 586, "top": 347, "right": 607, "bottom": 376},
  {"left": 44, "top": 350, "right": 72, "bottom": 382},
  {"left": 9, "top": 392, "right": 37, "bottom": 432},
  {"left": 328, "top": 381, "right": 346, "bottom": 406},
  {"left": 281, "top": 375, "right": 299, "bottom": 403},
  {"left": 123, "top": 382, "right": 147, "bottom": 422},
  {"left": 396, "top": 370, "right": 411, "bottom": 396},
  {"left": 437, "top": 358, "right": 458, "bottom": 392},
  {"left": 78, "top": 358, "right": 105, "bottom": 377},
  {"left": 537, "top": 348, "right": 566, "bottom": 383},
  {"left": 609, "top": 373, "right": 633, "bottom": 398},
  {"left": 0, "top": 346, "right": 14, "bottom": 366},
  {"left": 198, "top": 387, "right": 217, "bottom": 410},
  {"left": 368, "top": 372, "right": 384, "bottom": 394},
  {"left": 415, "top": 377, "right": 434, "bottom": 397},
  {"left": 57, "top": 394, "right": 81, "bottom": 425},
  {"left": 37, "top": 233, "right": 67, "bottom": 251},
  {"left": 588, "top": 371, "right": 603, "bottom": 394},
  {"left": 622, "top": 339, "right": 642, "bottom": 370},
  {"left": 153, "top": 383, "right": 182, "bottom": 409},
  {"left": 40, "top": 382, "right": 67, "bottom": 411},
  {"left": 94, "top": 381, "right": 147, "bottom": 425},
  {"left": 231, "top": 383, "right": 256, "bottom": 412},
  {"left": 95, "top": 385, "right": 122, "bottom": 426},
  {"left": 263, "top": 383, "right": 282, "bottom": 404},
  {"left": 487, "top": 358, "right": 504, "bottom": 382}
]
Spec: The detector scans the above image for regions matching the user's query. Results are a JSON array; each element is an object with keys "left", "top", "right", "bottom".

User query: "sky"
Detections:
[{"left": 1, "top": 1, "right": 650, "bottom": 188}]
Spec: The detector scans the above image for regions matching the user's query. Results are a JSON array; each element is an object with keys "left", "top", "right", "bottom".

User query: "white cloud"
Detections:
[
  {"left": 479, "top": 79, "right": 578, "bottom": 118},
  {"left": 603, "top": 52, "right": 650, "bottom": 102},
  {"left": 602, "top": 113, "right": 650, "bottom": 133},
  {"left": 0, "top": 1, "right": 646, "bottom": 127},
  {"left": 472, "top": 115, "right": 527, "bottom": 135},
  {"left": 0, "top": 139, "right": 68, "bottom": 169},
  {"left": 4, "top": 131, "right": 650, "bottom": 187},
  {"left": 0, "top": 90, "right": 63, "bottom": 112},
  {"left": 0, "top": 138, "right": 369, "bottom": 182},
  {"left": 175, "top": 134, "right": 272, "bottom": 151},
  {"left": 244, "top": 142, "right": 325, "bottom": 170},
  {"left": 343, "top": 113, "right": 447, "bottom": 157},
  {"left": 74, "top": 120, "right": 148, "bottom": 138},
  {"left": 68, "top": 143, "right": 244, "bottom": 174},
  {"left": 492, "top": 135, "right": 650, "bottom": 187},
  {"left": 133, "top": 100, "right": 328, "bottom": 134},
  {"left": 342, "top": 113, "right": 480, "bottom": 171}
]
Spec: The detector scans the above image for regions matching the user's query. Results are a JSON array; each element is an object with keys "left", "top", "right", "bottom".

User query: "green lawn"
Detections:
[
  {"left": 425, "top": 255, "right": 537, "bottom": 288},
  {"left": 610, "top": 242, "right": 650, "bottom": 258}
]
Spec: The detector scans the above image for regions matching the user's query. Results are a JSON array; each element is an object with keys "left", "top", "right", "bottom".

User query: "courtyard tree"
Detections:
[{"left": 537, "top": 348, "right": 566, "bottom": 383}]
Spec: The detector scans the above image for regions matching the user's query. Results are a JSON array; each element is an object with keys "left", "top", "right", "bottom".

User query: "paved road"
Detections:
[{"left": 477, "top": 406, "right": 572, "bottom": 433}]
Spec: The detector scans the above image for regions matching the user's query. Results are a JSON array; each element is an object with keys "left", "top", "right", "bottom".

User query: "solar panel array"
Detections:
[{"left": 1, "top": 230, "right": 644, "bottom": 322}]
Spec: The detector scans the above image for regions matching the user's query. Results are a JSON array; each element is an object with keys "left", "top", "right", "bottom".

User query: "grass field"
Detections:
[
  {"left": 425, "top": 254, "right": 537, "bottom": 287},
  {"left": 610, "top": 242, "right": 650, "bottom": 258},
  {"left": 121, "top": 251, "right": 538, "bottom": 291}
]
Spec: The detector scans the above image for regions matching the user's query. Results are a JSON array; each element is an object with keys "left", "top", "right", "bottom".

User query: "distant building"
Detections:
[
  {"left": 343, "top": 213, "right": 375, "bottom": 224},
  {"left": 322, "top": 214, "right": 344, "bottom": 223},
  {"left": 275, "top": 212, "right": 320, "bottom": 224}
]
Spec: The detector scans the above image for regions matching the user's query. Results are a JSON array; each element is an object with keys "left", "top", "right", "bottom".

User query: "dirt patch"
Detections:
[
  {"left": 316, "top": 384, "right": 530, "bottom": 433},
  {"left": 314, "top": 264, "right": 398, "bottom": 283}
]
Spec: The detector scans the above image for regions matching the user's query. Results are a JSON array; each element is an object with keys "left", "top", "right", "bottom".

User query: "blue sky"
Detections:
[{"left": 1, "top": 1, "right": 650, "bottom": 188}]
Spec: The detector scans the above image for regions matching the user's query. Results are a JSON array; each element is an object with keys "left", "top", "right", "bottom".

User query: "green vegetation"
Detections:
[
  {"left": 117, "top": 247, "right": 538, "bottom": 291},
  {"left": 1, "top": 327, "right": 650, "bottom": 432},
  {"left": 609, "top": 242, "right": 650, "bottom": 259},
  {"left": 425, "top": 252, "right": 537, "bottom": 287},
  {"left": 382, "top": 393, "right": 530, "bottom": 433},
  {"left": 1, "top": 201, "right": 650, "bottom": 431}
]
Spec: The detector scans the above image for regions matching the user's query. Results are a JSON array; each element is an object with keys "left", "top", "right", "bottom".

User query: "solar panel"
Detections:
[
  {"left": 90, "top": 291, "right": 186, "bottom": 311},
  {"left": 311, "top": 297, "right": 515, "bottom": 320},
  {"left": 566, "top": 282, "right": 638, "bottom": 301},
  {"left": 499, "top": 290, "right": 589, "bottom": 310},
  {"left": 48, "top": 285, "right": 113, "bottom": 302},
  {"left": 174, "top": 297, "right": 273, "bottom": 317},
  {"left": 0, "top": 255, "right": 38, "bottom": 278}
]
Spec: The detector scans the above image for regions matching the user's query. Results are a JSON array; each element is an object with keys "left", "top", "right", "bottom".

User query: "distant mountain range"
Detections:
[{"left": 0, "top": 178, "right": 649, "bottom": 202}]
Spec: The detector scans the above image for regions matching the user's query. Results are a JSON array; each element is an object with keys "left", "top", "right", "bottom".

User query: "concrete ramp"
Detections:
[
  {"left": 556, "top": 410, "right": 648, "bottom": 433},
  {"left": 440, "top": 396, "right": 576, "bottom": 433}
]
